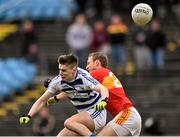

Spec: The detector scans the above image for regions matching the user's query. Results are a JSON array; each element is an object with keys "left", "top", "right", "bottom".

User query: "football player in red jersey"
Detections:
[{"left": 86, "top": 52, "right": 141, "bottom": 136}]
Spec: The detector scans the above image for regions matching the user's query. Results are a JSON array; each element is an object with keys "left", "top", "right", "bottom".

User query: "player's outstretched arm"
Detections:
[{"left": 19, "top": 91, "right": 53, "bottom": 125}]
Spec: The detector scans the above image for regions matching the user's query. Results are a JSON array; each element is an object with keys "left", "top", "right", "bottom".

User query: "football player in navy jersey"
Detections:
[{"left": 19, "top": 53, "right": 109, "bottom": 136}]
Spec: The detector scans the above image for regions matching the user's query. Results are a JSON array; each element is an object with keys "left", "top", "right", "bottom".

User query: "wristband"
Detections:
[
  {"left": 21, "top": 115, "right": 31, "bottom": 119},
  {"left": 54, "top": 95, "right": 59, "bottom": 102},
  {"left": 101, "top": 97, "right": 108, "bottom": 103}
]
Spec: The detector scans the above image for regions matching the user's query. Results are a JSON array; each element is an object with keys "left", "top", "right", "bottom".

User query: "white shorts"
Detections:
[
  {"left": 107, "top": 107, "right": 142, "bottom": 136},
  {"left": 87, "top": 108, "right": 107, "bottom": 131}
]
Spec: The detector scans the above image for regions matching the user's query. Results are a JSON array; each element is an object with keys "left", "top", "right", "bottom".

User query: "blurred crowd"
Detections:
[
  {"left": 65, "top": 13, "right": 167, "bottom": 76},
  {"left": 19, "top": 15, "right": 167, "bottom": 77},
  {"left": 8, "top": 0, "right": 180, "bottom": 77},
  {"left": 32, "top": 107, "right": 55, "bottom": 136}
]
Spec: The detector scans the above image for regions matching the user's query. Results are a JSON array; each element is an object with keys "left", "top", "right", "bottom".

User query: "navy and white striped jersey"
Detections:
[{"left": 47, "top": 68, "right": 101, "bottom": 112}]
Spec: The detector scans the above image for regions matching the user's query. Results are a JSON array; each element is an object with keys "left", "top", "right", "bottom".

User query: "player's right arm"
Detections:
[
  {"left": 20, "top": 76, "right": 62, "bottom": 125},
  {"left": 28, "top": 91, "right": 53, "bottom": 117},
  {"left": 19, "top": 90, "right": 54, "bottom": 125}
]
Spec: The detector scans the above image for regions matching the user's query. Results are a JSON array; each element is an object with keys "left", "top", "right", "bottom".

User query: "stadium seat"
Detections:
[
  {"left": 5, "top": 58, "right": 36, "bottom": 85},
  {"left": 44, "top": 7, "right": 58, "bottom": 19},
  {"left": 0, "top": 81, "right": 12, "bottom": 98},
  {"left": 0, "top": 61, "right": 13, "bottom": 97},
  {"left": 0, "top": 68, "right": 23, "bottom": 93},
  {"left": 0, "top": 58, "right": 36, "bottom": 97},
  {"left": 0, "top": 0, "right": 78, "bottom": 21},
  {"left": 4, "top": 9, "right": 17, "bottom": 21}
]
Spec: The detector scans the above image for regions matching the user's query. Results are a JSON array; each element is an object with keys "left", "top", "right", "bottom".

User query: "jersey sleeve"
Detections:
[
  {"left": 90, "top": 69, "right": 105, "bottom": 84},
  {"left": 81, "top": 72, "right": 99, "bottom": 90},
  {"left": 47, "top": 76, "right": 62, "bottom": 94},
  {"left": 90, "top": 70, "right": 101, "bottom": 82}
]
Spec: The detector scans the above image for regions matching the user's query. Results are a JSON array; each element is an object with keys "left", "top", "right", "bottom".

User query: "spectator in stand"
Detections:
[
  {"left": 26, "top": 43, "right": 40, "bottom": 67},
  {"left": 91, "top": 20, "right": 110, "bottom": 55},
  {"left": 66, "top": 14, "right": 92, "bottom": 68},
  {"left": 21, "top": 20, "right": 37, "bottom": 57},
  {"left": 107, "top": 14, "right": 128, "bottom": 75},
  {"left": 144, "top": 117, "right": 163, "bottom": 135},
  {"left": 20, "top": 20, "right": 42, "bottom": 74},
  {"left": 32, "top": 107, "right": 55, "bottom": 136},
  {"left": 133, "top": 27, "right": 151, "bottom": 71},
  {"left": 145, "top": 19, "right": 166, "bottom": 71}
]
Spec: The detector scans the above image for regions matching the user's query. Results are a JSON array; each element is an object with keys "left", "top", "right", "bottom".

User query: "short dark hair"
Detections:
[
  {"left": 88, "top": 52, "right": 108, "bottom": 67},
  {"left": 58, "top": 53, "right": 78, "bottom": 68}
]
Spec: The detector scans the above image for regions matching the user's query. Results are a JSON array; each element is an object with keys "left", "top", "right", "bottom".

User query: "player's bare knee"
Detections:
[
  {"left": 64, "top": 119, "right": 71, "bottom": 128},
  {"left": 64, "top": 118, "right": 76, "bottom": 129}
]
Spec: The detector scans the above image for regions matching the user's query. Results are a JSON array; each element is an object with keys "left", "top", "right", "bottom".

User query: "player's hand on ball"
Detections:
[
  {"left": 46, "top": 96, "right": 59, "bottom": 105},
  {"left": 19, "top": 115, "right": 31, "bottom": 125},
  {"left": 94, "top": 100, "right": 107, "bottom": 111},
  {"left": 44, "top": 78, "right": 51, "bottom": 88}
]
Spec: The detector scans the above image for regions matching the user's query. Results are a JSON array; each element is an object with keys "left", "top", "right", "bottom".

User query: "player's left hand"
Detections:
[
  {"left": 94, "top": 100, "right": 107, "bottom": 111},
  {"left": 46, "top": 96, "right": 59, "bottom": 105}
]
